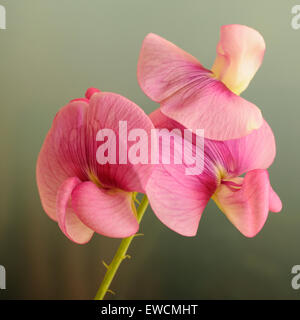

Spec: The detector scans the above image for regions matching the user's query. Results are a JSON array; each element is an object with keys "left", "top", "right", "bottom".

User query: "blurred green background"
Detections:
[{"left": 0, "top": 0, "right": 299, "bottom": 299}]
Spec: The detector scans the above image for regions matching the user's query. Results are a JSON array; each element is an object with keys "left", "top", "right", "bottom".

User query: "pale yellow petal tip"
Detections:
[
  {"left": 247, "top": 113, "right": 263, "bottom": 133},
  {"left": 212, "top": 24, "right": 266, "bottom": 96},
  {"left": 230, "top": 82, "right": 248, "bottom": 96}
]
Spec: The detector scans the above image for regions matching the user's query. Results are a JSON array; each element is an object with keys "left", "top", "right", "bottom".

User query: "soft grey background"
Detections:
[{"left": 0, "top": 0, "right": 299, "bottom": 299}]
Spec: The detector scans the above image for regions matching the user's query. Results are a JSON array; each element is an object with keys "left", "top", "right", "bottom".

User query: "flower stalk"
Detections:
[{"left": 94, "top": 195, "right": 149, "bottom": 300}]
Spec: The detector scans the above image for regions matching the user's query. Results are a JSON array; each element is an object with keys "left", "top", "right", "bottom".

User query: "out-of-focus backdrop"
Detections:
[{"left": 0, "top": 0, "right": 299, "bottom": 299}]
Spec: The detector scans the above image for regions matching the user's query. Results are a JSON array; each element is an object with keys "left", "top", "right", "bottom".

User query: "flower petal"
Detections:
[
  {"left": 56, "top": 177, "right": 94, "bottom": 244},
  {"left": 36, "top": 99, "right": 89, "bottom": 220},
  {"left": 269, "top": 185, "right": 282, "bottom": 212},
  {"left": 212, "top": 169, "right": 275, "bottom": 237},
  {"left": 223, "top": 120, "right": 276, "bottom": 175},
  {"left": 87, "top": 92, "right": 155, "bottom": 193},
  {"left": 138, "top": 33, "right": 263, "bottom": 140},
  {"left": 161, "top": 79, "right": 263, "bottom": 140},
  {"left": 211, "top": 24, "right": 266, "bottom": 95},
  {"left": 145, "top": 124, "right": 217, "bottom": 236},
  {"left": 146, "top": 163, "right": 216, "bottom": 236},
  {"left": 71, "top": 181, "right": 139, "bottom": 238},
  {"left": 137, "top": 33, "right": 203, "bottom": 102}
]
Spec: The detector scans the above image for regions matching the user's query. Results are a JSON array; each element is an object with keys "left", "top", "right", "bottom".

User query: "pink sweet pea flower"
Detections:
[
  {"left": 146, "top": 111, "right": 282, "bottom": 238},
  {"left": 36, "top": 88, "right": 154, "bottom": 244},
  {"left": 137, "top": 24, "right": 266, "bottom": 141}
]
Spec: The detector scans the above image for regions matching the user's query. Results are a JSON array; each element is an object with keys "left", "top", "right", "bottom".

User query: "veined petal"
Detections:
[
  {"left": 161, "top": 79, "right": 263, "bottom": 140},
  {"left": 137, "top": 33, "right": 203, "bottom": 102},
  {"left": 138, "top": 33, "right": 263, "bottom": 140},
  {"left": 211, "top": 24, "right": 266, "bottom": 95},
  {"left": 71, "top": 181, "right": 139, "bottom": 238},
  {"left": 56, "top": 177, "right": 94, "bottom": 244},
  {"left": 212, "top": 169, "right": 279, "bottom": 238},
  {"left": 145, "top": 123, "right": 217, "bottom": 236},
  {"left": 223, "top": 120, "right": 276, "bottom": 176},
  {"left": 146, "top": 163, "right": 216, "bottom": 236},
  {"left": 36, "top": 99, "right": 89, "bottom": 220},
  {"left": 87, "top": 92, "right": 155, "bottom": 193}
]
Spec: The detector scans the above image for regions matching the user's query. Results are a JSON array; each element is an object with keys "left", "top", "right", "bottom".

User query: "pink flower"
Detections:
[
  {"left": 36, "top": 88, "right": 154, "bottom": 244},
  {"left": 137, "top": 24, "right": 266, "bottom": 141},
  {"left": 146, "top": 111, "right": 282, "bottom": 238}
]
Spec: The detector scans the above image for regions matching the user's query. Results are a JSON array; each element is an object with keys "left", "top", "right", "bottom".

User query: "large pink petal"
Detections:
[
  {"left": 36, "top": 99, "right": 89, "bottom": 220},
  {"left": 161, "top": 79, "right": 263, "bottom": 140},
  {"left": 56, "top": 177, "right": 94, "bottom": 244},
  {"left": 211, "top": 24, "right": 266, "bottom": 95},
  {"left": 145, "top": 124, "right": 217, "bottom": 236},
  {"left": 146, "top": 163, "right": 216, "bottom": 236},
  {"left": 87, "top": 92, "right": 155, "bottom": 193},
  {"left": 138, "top": 33, "right": 263, "bottom": 140},
  {"left": 212, "top": 169, "right": 275, "bottom": 237},
  {"left": 71, "top": 181, "right": 139, "bottom": 238},
  {"left": 223, "top": 120, "right": 276, "bottom": 176},
  {"left": 137, "top": 33, "right": 203, "bottom": 102}
]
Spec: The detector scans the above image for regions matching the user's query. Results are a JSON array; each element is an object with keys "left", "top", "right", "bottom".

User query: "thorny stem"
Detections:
[{"left": 94, "top": 195, "right": 149, "bottom": 300}]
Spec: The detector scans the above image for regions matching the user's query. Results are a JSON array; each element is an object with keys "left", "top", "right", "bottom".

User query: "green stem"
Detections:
[{"left": 94, "top": 195, "right": 149, "bottom": 300}]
